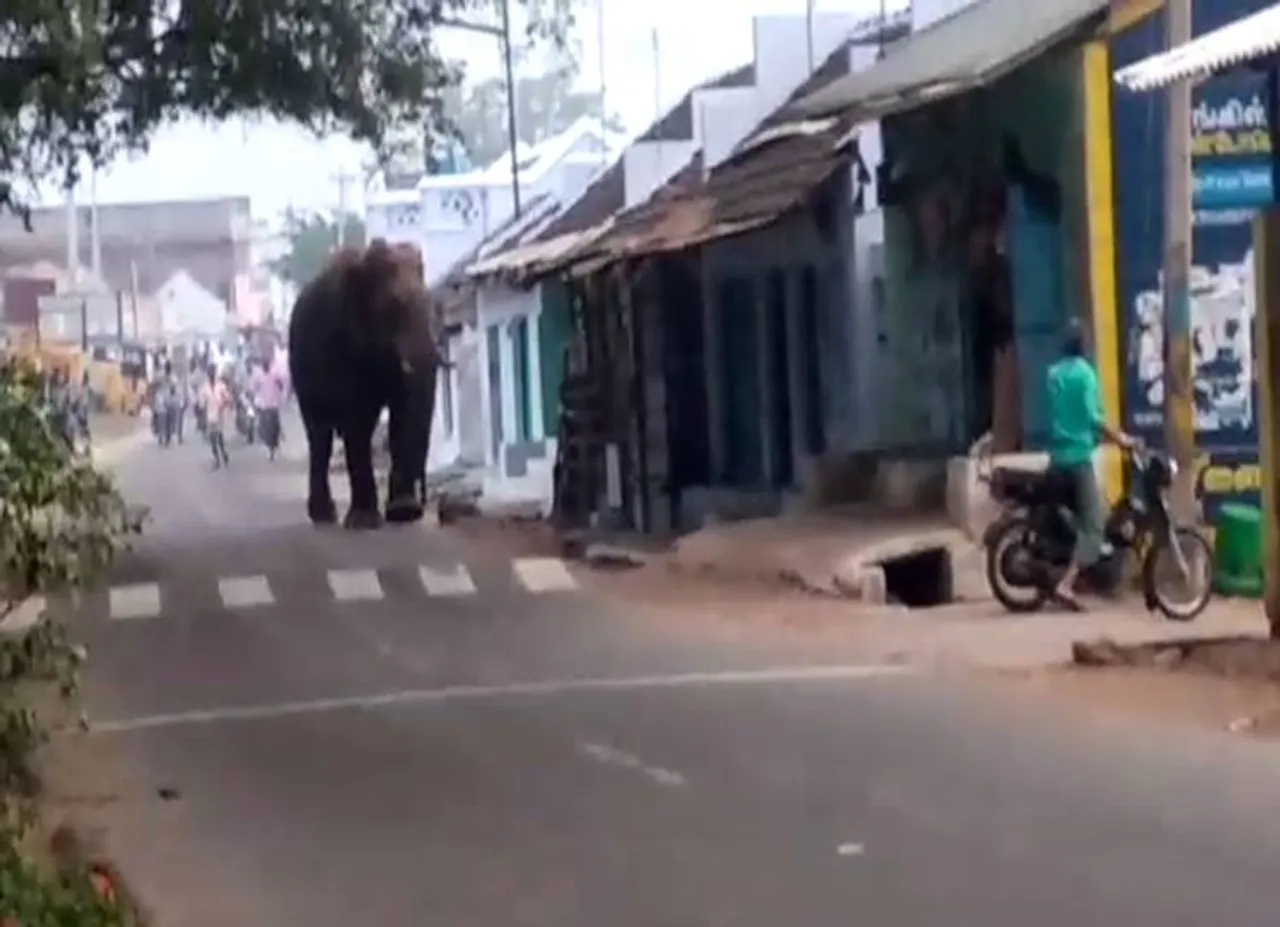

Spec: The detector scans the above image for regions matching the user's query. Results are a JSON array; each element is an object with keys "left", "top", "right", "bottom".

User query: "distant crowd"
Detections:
[{"left": 148, "top": 342, "right": 291, "bottom": 469}]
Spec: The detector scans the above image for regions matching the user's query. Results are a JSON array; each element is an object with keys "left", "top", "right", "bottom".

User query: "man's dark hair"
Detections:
[{"left": 1061, "top": 319, "right": 1087, "bottom": 357}]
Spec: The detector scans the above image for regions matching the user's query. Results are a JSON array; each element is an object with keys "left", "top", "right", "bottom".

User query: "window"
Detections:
[{"left": 510, "top": 316, "right": 533, "bottom": 442}]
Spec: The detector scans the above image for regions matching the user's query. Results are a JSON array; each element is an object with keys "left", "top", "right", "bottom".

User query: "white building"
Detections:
[
  {"left": 154, "top": 269, "right": 229, "bottom": 341},
  {"left": 364, "top": 117, "right": 618, "bottom": 285}
]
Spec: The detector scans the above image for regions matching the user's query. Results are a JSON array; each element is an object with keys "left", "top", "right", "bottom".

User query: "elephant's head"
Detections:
[{"left": 349, "top": 239, "right": 442, "bottom": 509}]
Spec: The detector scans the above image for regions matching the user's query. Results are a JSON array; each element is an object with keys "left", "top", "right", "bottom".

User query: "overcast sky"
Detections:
[{"left": 51, "top": 0, "right": 888, "bottom": 221}]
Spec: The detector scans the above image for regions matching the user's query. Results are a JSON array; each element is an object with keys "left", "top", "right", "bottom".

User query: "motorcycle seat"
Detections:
[{"left": 990, "top": 467, "right": 1046, "bottom": 504}]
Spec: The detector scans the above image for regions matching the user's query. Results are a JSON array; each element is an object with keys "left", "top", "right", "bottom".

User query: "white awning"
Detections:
[{"left": 1114, "top": 2, "right": 1280, "bottom": 92}]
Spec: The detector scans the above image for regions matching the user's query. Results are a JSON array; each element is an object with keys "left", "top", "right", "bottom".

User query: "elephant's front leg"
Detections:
[
  {"left": 302, "top": 407, "right": 338, "bottom": 525},
  {"left": 341, "top": 413, "right": 382, "bottom": 530}
]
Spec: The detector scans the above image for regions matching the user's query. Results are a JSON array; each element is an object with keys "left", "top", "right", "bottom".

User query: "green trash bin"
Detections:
[{"left": 1213, "top": 503, "right": 1263, "bottom": 598}]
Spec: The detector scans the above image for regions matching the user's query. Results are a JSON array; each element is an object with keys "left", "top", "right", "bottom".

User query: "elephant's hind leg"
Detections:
[{"left": 341, "top": 414, "right": 382, "bottom": 530}]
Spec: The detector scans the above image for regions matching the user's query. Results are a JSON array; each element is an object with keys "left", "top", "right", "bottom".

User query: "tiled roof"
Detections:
[
  {"left": 461, "top": 61, "right": 756, "bottom": 281},
  {"left": 529, "top": 157, "right": 626, "bottom": 244},
  {"left": 638, "top": 63, "right": 756, "bottom": 142},
  {"left": 701, "top": 44, "right": 857, "bottom": 232},
  {"left": 555, "top": 43, "right": 860, "bottom": 270}
]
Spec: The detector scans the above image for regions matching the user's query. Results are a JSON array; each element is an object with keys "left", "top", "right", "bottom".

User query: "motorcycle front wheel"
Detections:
[
  {"left": 1141, "top": 525, "right": 1213, "bottom": 622},
  {"left": 985, "top": 516, "right": 1051, "bottom": 613}
]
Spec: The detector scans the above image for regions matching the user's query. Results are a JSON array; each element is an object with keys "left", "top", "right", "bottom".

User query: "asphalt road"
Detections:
[{"left": 60, "top": 412, "right": 1280, "bottom": 926}]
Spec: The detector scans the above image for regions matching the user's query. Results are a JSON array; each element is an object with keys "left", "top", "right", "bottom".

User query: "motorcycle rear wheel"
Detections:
[{"left": 985, "top": 516, "right": 1051, "bottom": 613}]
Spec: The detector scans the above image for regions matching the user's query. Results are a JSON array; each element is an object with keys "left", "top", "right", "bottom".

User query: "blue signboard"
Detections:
[{"left": 1111, "top": 0, "right": 1274, "bottom": 518}]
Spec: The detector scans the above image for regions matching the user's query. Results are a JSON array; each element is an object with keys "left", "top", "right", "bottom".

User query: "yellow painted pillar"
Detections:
[
  {"left": 1081, "top": 40, "right": 1124, "bottom": 503},
  {"left": 1254, "top": 208, "right": 1280, "bottom": 634}
]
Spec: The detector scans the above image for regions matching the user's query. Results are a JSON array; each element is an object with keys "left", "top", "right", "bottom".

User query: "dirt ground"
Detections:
[{"left": 994, "top": 636, "right": 1280, "bottom": 739}]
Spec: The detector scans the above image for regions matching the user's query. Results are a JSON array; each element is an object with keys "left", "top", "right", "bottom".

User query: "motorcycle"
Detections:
[{"left": 981, "top": 447, "right": 1213, "bottom": 621}]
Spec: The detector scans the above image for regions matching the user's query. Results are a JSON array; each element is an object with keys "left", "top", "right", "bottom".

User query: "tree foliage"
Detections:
[
  {"left": 443, "top": 66, "right": 624, "bottom": 168},
  {"left": 0, "top": 358, "right": 140, "bottom": 923},
  {"left": 270, "top": 211, "right": 366, "bottom": 287},
  {"left": 0, "top": 0, "right": 577, "bottom": 220}
]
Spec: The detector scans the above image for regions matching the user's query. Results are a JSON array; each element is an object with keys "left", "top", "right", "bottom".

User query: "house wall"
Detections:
[
  {"left": 751, "top": 12, "right": 883, "bottom": 117},
  {"left": 623, "top": 143, "right": 698, "bottom": 208},
  {"left": 699, "top": 176, "right": 852, "bottom": 495},
  {"left": 428, "top": 325, "right": 486, "bottom": 475},
  {"left": 693, "top": 31, "right": 891, "bottom": 504},
  {"left": 871, "top": 47, "right": 1084, "bottom": 456},
  {"left": 475, "top": 283, "right": 556, "bottom": 508}
]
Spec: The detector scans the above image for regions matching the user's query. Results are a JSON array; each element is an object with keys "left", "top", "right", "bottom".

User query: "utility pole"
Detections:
[
  {"left": 499, "top": 0, "right": 522, "bottom": 217},
  {"left": 597, "top": 0, "right": 608, "bottom": 166},
  {"left": 332, "top": 172, "right": 355, "bottom": 247},
  {"left": 438, "top": 8, "right": 522, "bottom": 217},
  {"left": 1162, "top": 0, "right": 1196, "bottom": 521}
]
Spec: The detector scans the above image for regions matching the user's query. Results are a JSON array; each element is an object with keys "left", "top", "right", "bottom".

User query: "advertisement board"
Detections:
[{"left": 1110, "top": 0, "right": 1275, "bottom": 518}]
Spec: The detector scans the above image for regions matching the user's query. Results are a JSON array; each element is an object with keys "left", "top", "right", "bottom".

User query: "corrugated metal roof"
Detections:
[
  {"left": 1114, "top": 3, "right": 1280, "bottom": 91},
  {"left": 788, "top": 0, "right": 1108, "bottom": 120}
]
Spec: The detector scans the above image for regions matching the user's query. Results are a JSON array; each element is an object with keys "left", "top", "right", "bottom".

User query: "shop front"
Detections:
[{"left": 1109, "top": 0, "right": 1275, "bottom": 518}]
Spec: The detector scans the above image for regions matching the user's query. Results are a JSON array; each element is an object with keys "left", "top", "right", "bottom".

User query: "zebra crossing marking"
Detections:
[
  {"left": 327, "top": 568, "right": 384, "bottom": 602},
  {"left": 418, "top": 564, "right": 476, "bottom": 597},
  {"left": 82, "top": 556, "right": 581, "bottom": 624},
  {"left": 512, "top": 558, "right": 578, "bottom": 593},
  {"left": 109, "top": 583, "right": 162, "bottom": 620},
  {"left": 218, "top": 575, "right": 275, "bottom": 609}
]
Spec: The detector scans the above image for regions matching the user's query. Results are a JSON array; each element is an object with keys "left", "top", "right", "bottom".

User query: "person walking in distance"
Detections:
[
  {"left": 251, "top": 357, "right": 286, "bottom": 460},
  {"left": 205, "top": 370, "right": 232, "bottom": 469}
]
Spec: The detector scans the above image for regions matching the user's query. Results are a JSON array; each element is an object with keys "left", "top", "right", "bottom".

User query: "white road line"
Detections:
[
  {"left": 327, "top": 568, "right": 384, "bottom": 602},
  {"left": 218, "top": 575, "right": 275, "bottom": 609},
  {"left": 90, "top": 663, "right": 913, "bottom": 734},
  {"left": 579, "top": 740, "right": 689, "bottom": 789},
  {"left": 418, "top": 564, "right": 476, "bottom": 597},
  {"left": 109, "top": 583, "right": 162, "bottom": 620},
  {"left": 512, "top": 557, "right": 578, "bottom": 593},
  {"left": 0, "top": 595, "right": 46, "bottom": 635}
]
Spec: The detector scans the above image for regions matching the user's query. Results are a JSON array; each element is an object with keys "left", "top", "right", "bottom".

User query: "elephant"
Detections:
[{"left": 287, "top": 238, "right": 442, "bottom": 530}]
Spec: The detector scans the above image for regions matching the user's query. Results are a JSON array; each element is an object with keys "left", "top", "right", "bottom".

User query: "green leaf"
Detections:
[
  {"left": 269, "top": 210, "right": 367, "bottom": 286},
  {"left": 0, "top": 0, "right": 579, "bottom": 218}
]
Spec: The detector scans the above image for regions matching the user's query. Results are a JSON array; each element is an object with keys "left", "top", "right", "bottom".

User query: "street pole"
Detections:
[
  {"left": 1162, "top": 0, "right": 1196, "bottom": 521},
  {"left": 597, "top": 0, "right": 608, "bottom": 166},
  {"left": 333, "top": 172, "right": 354, "bottom": 246},
  {"left": 499, "top": 0, "right": 522, "bottom": 217},
  {"left": 437, "top": 11, "right": 522, "bottom": 216}
]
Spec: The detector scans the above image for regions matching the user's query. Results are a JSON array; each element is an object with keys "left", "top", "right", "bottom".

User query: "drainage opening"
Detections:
[{"left": 881, "top": 547, "right": 953, "bottom": 608}]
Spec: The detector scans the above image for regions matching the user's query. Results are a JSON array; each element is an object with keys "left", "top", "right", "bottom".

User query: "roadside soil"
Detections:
[
  {"left": 993, "top": 632, "right": 1280, "bottom": 739},
  {"left": 91, "top": 412, "right": 145, "bottom": 444},
  {"left": 9, "top": 683, "right": 154, "bottom": 922}
]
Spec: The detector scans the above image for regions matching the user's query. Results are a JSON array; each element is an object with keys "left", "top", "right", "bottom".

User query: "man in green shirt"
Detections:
[{"left": 1046, "top": 321, "right": 1137, "bottom": 610}]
